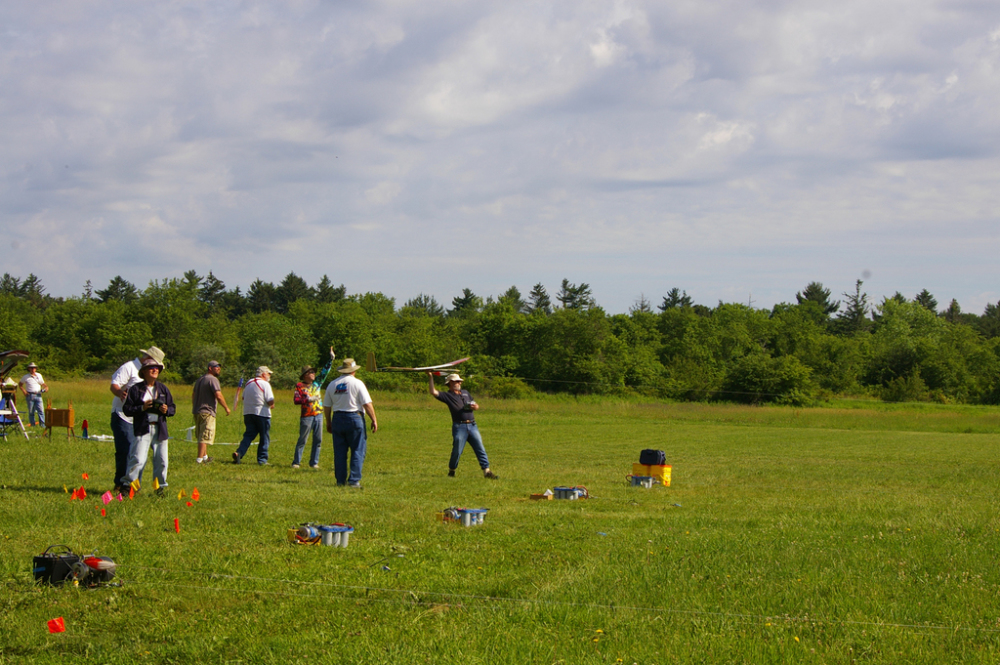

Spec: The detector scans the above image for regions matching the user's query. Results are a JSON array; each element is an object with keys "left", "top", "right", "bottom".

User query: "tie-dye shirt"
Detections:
[{"left": 294, "top": 382, "right": 323, "bottom": 418}]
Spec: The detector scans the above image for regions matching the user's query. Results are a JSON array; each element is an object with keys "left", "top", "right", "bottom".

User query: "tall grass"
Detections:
[{"left": 1, "top": 381, "right": 999, "bottom": 663}]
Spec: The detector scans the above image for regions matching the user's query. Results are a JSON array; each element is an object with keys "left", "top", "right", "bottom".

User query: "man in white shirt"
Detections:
[
  {"left": 323, "top": 358, "right": 377, "bottom": 487},
  {"left": 109, "top": 346, "right": 165, "bottom": 491},
  {"left": 233, "top": 366, "right": 275, "bottom": 465},
  {"left": 18, "top": 362, "right": 48, "bottom": 427}
]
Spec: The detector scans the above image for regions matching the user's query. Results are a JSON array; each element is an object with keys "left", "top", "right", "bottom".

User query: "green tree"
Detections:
[
  {"left": 95, "top": 276, "right": 139, "bottom": 304},
  {"left": 199, "top": 272, "right": 227, "bottom": 308},
  {"left": 795, "top": 282, "right": 840, "bottom": 317},
  {"left": 315, "top": 276, "right": 346, "bottom": 304},
  {"left": 556, "top": 279, "right": 595, "bottom": 311},
  {"left": 403, "top": 293, "right": 444, "bottom": 317},
  {"left": 247, "top": 279, "right": 277, "bottom": 313},
  {"left": 914, "top": 289, "right": 938, "bottom": 312},
  {"left": 275, "top": 272, "right": 313, "bottom": 313},
  {"left": 659, "top": 288, "right": 693, "bottom": 311},
  {"left": 835, "top": 280, "right": 871, "bottom": 335},
  {"left": 499, "top": 286, "right": 527, "bottom": 314},
  {"left": 527, "top": 283, "right": 552, "bottom": 315},
  {"left": 449, "top": 288, "right": 483, "bottom": 318}
]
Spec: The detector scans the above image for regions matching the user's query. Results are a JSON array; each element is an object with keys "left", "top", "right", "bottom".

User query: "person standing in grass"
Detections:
[
  {"left": 323, "top": 358, "right": 377, "bottom": 487},
  {"left": 110, "top": 346, "right": 164, "bottom": 492},
  {"left": 291, "top": 365, "right": 324, "bottom": 469},
  {"left": 191, "top": 360, "right": 230, "bottom": 464},
  {"left": 427, "top": 372, "right": 497, "bottom": 479},
  {"left": 233, "top": 366, "right": 275, "bottom": 465},
  {"left": 123, "top": 357, "right": 176, "bottom": 496},
  {"left": 18, "top": 362, "right": 48, "bottom": 427}
]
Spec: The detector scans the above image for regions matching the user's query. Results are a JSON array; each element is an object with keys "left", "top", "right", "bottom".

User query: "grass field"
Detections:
[{"left": 2, "top": 381, "right": 1000, "bottom": 664}]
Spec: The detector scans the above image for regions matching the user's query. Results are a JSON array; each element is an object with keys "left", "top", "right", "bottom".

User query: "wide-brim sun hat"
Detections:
[
  {"left": 445, "top": 373, "right": 463, "bottom": 383},
  {"left": 300, "top": 365, "right": 317, "bottom": 380},
  {"left": 27, "top": 362, "right": 38, "bottom": 369},
  {"left": 139, "top": 346, "right": 166, "bottom": 365},
  {"left": 140, "top": 357, "right": 164, "bottom": 373},
  {"left": 337, "top": 359, "right": 361, "bottom": 374}
]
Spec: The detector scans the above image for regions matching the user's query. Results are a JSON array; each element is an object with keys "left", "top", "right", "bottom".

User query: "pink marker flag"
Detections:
[
  {"left": 102, "top": 491, "right": 113, "bottom": 505},
  {"left": 117, "top": 493, "right": 124, "bottom": 502},
  {"left": 47, "top": 617, "right": 65, "bottom": 633}
]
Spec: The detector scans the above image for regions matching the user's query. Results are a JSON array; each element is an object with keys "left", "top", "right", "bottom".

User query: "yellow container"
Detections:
[{"left": 633, "top": 463, "right": 671, "bottom": 487}]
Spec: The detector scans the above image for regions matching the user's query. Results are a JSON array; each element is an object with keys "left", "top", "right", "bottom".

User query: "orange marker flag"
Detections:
[
  {"left": 174, "top": 518, "right": 180, "bottom": 533},
  {"left": 82, "top": 473, "right": 89, "bottom": 480},
  {"left": 191, "top": 487, "right": 200, "bottom": 502},
  {"left": 70, "top": 489, "right": 79, "bottom": 501},
  {"left": 129, "top": 486, "right": 135, "bottom": 500},
  {"left": 47, "top": 617, "right": 65, "bottom": 634}
]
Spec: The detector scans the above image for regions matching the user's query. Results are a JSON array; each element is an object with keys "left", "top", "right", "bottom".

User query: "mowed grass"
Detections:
[{"left": 1, "top": 381, "right": 1000, "bottom": 664}]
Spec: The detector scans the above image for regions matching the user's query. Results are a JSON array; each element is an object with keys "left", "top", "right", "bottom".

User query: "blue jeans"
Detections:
[
  {"left": 26, "top": 393, "right": 44, "bottom": 427},
  {"left": 293, "top": 415, "right": 323, "bottom": 466},
  {"left": 450, "top": 422, "right": 490, "bottom": 470},
  {"left": 126, "top": 425, "right": 168, "bottom": 488},
  {"left": 236, "top": 414, "right": 271, "bottom": 464},
  {"left": 330, "top": 411, "right": 366, "bottom": 485},
  {"left": 111, "top": 414, "right": 139, "bottom": 487}
]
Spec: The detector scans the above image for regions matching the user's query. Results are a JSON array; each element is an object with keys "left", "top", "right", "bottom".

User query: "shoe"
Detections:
[
  {"left": 232, "top": 452, "right": 240, "bottom": 464},
  {"left": 291, "top": 464, "right": 300, "bottom": 469},
  {"left": 483, "top": 470, "right": 498, "bottom": 480},
  {"left": 448, "top": 469, "right": 456, "bottom": 477},
  {"left": 309, "top": 464, "right": 319, "bottom": 469},
  {"left": 258, "top": 462, "right": 270, "bottom": 466},
  {"left": 348, "top": 482, "right": 361, "bottom": 488},
  {"left": 202, "top": 456, "right": 213, "bottom": 464},
  {"left": 155, "top": 487, "right": 166, "bottom": 498},
  {"left": 113, "top": 485, "right": 123, "bottom": 495}
]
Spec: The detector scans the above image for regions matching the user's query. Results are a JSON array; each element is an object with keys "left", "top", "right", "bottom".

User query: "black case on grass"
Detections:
[
  {"left": 639, "top": 449, "right": 667, "bottom": 466},
  {"left": 33, "top": 545, "right": 82, "bottom": 585}
]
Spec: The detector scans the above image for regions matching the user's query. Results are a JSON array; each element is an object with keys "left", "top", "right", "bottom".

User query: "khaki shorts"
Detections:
[{"left": 194, "top": 413, "right": 216, "bottom": 445}]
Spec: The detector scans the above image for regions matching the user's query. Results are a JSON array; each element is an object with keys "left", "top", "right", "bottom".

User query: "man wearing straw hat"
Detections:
[
  {"left": 18, "top": 362, "right": 48, "bottom": 427},
  {"left": 323, "top": 358, "right": 377, "bottom": 487},
  {"left": 427, "top": 372, "right": 497, "bottom": 479}
]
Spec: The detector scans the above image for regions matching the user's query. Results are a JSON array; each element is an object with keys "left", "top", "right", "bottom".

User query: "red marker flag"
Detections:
[
  {"left": 100, "top": 508, "right": 106, "bottom": 517},
  {"left": 79, "top": 487, "right": 87, "bottom": 499},
  {"left": 47, "top": 617, "right": 65, "bottom": 633},
  {"left": 191, "top": 487, "right": 200, "bottom": 501},
  {"left": 129, "top": 486, "right": 135, "bottom": 500},
  {"left": 82, "top": 473, "right": 89, "bottom": 480},
  {"left": 186, "top": 502, "right": 192, "bottom": 507},
  {"left": 70, "top": 489, "right": 79, "bottom": 501},
  {"left": 174, "top": 518, "right": 180, "bottom": 533}
]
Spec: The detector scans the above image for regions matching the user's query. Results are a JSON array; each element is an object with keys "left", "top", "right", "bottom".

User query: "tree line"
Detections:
[{"left": 2, "top": 272, "right": 999, "bottom": 405}]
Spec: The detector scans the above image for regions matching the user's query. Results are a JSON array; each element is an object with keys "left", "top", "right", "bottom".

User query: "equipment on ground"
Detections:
[
  {"left": 0, "top": 350, "right": 30, "bottom": 440},
  {"left": 33, "top": 545, "right": 117, "bottom": 586},
  {"left": 639, "top": 449, "right": 667, "bottom": 466}
]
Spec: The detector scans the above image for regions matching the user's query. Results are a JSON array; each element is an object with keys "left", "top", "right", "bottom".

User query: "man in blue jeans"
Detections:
[
  {"left": 323, "top": 358, "right": 377, "bottom": 487},
  {"left": 427, "top": 372, "right": 498, "bottom": 480},
  {"left": 109, "top": 347, "right": 164, "bottom": 492},
  {"left": 291, "top": 365, "right": 323, "bottom": 468},
  {"left": 18, "top": 362, "right": 48, "bottom": 427},
  {"left": 233, "top": 366, "right": 275, "bottom": 465}
]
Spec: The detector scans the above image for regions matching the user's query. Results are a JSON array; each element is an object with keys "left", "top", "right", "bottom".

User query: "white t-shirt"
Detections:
[
  {"left": 111, "top": 359, "right": 142, "bottom": 424},
  {"left": 143, "top": 385, "right": 159, "bottom": 423},
  {"left": 242, "top": 377, "right": 274, "bottom": 417},
  {"left": 20, "top": 373, "right": 45, "bottom": 394},
  {"left": 324, "top": 374, "right": 372, "bottom": 413}
]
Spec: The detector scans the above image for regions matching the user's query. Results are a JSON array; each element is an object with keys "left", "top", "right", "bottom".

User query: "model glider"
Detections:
[{"left": 366, "top": 352, "right": 469, "bottom": 375}]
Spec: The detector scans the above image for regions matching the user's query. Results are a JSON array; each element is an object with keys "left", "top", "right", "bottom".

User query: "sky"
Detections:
[{"left": 2, "top": 0, "right": 999, "bottom": 315}]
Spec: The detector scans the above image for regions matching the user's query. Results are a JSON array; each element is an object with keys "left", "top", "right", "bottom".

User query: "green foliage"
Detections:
[
  {"left": 721, "top": 352, "right": 814, "bottom": 405},
  {"left": 235, "top": 312, "right": 315, "bottom": 388}
]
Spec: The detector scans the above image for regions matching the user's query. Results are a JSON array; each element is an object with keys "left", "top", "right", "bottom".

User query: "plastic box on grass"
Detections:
[{"left": 633, "top": 463, "right": 671, "bottom": 487}]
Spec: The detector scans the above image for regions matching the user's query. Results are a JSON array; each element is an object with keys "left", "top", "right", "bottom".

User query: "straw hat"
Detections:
[
  {"left": 139, "top": 346, "right": 166, "bottom": 365},
  {"left": 337, "top": 358, "right": 361, "bottom": 374},
  {"left": 445, "top": 373, "right": 462, "bottom": 383}
]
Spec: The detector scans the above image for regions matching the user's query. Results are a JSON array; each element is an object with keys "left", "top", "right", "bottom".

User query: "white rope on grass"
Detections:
[{"left": 121, "top": 565, "right": 1000, "bottom": 635}]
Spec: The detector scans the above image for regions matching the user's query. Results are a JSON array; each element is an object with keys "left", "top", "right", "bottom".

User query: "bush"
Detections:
[{"left": 721, "top": 353, "right": 814, "bottom": 406}]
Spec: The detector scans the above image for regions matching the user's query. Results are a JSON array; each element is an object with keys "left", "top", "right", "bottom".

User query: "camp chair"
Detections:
[
  {"left": 0, "top": 350, "right": 30, "bottom": 441},
  {"left": 0, "top": 395, "right": 27, "bottom": 441}
]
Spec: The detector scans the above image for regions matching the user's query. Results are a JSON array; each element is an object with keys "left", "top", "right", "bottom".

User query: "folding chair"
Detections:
[{"left": 0, "top": 395, "right": 27, "bottom": 441}]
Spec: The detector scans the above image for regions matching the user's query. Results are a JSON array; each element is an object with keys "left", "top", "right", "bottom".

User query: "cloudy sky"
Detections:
[{"left": 3, "top": 0, "right": 999, "bottom": 314}]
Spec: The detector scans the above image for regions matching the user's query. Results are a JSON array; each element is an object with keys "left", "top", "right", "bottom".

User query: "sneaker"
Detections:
[
  {"left": 202, "top": 456, "right": 213, "bottom": 464},
  {"left": 483, "top": 470, "right": 499, "bottom": 480},
  {"left": 232, "top": 451, "right": 240, "bottom": 464},
  {"left": 448, "top": 469, "right": 456, "bottom": 477},
  {"left": 113, "top": 485, "right": 123, "bottom": 495},
  {"left": 258, "top": 461, "right": 270, "bottom": 466},
  {"left": 348, "top": 482, "right": 361, "bottom": 488},
  {"left": 155, "top": 487, "right": 166, "bottom": 498},
  {"left": 309, "top": 464, "right": 319, "bottom": 469},
  {"left": 291, "top": 464, "right": 300, "bottom": 469}
]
